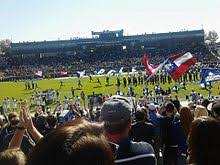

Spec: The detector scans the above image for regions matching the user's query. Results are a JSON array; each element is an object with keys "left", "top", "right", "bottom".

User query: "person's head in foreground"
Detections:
[
  {"left": 194, "top": 105, "right": 208, "bottom": 119},
  {"left": 165, "top": 102, "right": 176, "bottom": 117},
  {"left": 211, "top": 101, "right": 220, "bottom": 120},
  {"left": 27, "top": 119, "right": 114, "bottom": 165},
  {"left": 135, "top": 108, "right": 147, "bottom": 122},
  {"left": 100, "top": 96, "right": 132, "bottom": 142},
  {"left": 100, "top": 96, "right": 156, "bottom": 164},
  {"left": 179, "top": 106, "right": 194, "bottom": 136},
  {"left": 0, "top": 148, "right": 26, "bottom": 165},
  {"left": 188, "top": 116, "right": 220, "bottom": 165}
]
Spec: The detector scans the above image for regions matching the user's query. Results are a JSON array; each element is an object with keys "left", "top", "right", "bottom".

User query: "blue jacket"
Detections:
[
  {"left": 115, "top": 138, "right": 156, "bottom": 165},
  {"left": 173, "top": 121, "right": 188, "bottom": 154},
  {"left": 149, "top": 111, "right": 161, "bottom": 137},
  {"left": 160, "top": 115, "right": 180, "bottom": 147}
]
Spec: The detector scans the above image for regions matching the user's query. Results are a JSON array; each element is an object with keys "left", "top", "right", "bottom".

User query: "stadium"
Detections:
[
  {"left": 1, "top": 28, "right": 219, "bottom": 102},
  {"left": 0, "top": 29, "right": 214, "bottom": 80},
  {"left": 0, "top": 0, "right": 220, "bottom": 164}
]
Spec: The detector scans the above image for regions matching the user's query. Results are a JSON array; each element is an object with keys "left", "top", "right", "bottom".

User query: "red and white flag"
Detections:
[
  {"left": 35, "top": 70, "right": 43, "bottom": 77},
  {"left": 164, "top": 52, "right": 196, "bottom": 81},
  {"left": 60, "top": 71, "right": 68, "bottom": 76},
  {"left": 143, "top": 53, "right": 161, "bottom": 75}
]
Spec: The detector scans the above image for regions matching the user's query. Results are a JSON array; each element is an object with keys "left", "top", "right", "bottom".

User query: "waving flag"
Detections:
[
  {"left": 164, "top": 52, "right": 196, "bottom": 81},
  {"left": 35, "top": 70, "right": 43, "bottom": 77},
  {"left": 107, "top": 69, "right": 116, "bottom": 75},
  {"left": 77, "top": 70, "right": 86, "bottom": 77},
  {"left": 94, "top": 67, "right": 99, "bottom": 74},
  {"left": 98, "top": 69, "right": 105, "bottom": 75},
  {"left": 143, "top": 53, "right": 162, "bottom": 75},
  {"left": 117, "top": 67, "right": 124, "bottom": 74},
  {"left": 201, "top": 68, "right": 220, "bottom": 84},
  {"left": 60, "top": 71, "right": 68, "bottom": 76},
  {"left": 94, "top": 68, "right": 105, "bottom": 75}
]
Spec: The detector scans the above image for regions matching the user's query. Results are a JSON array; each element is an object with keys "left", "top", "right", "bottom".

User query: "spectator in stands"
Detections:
[
  {"left": 0, "top": 111, "right": 34, "bottom": 154},
  {"left": 1, "top": 112, "right": 18, "bottom": 135},
  {"left": 172, "top": 95, "right": 181, "bottom": 112},
  {"left": 159, "top": 95, "right": 170, "bottom": 115},
  {"left": 161, "top": 102, "right": 179, "bottom": 165},
  {"left": 188, "top": 116, "right": 220, "bottom": 165},
  {"left": 100, "top": 96, "right": 156, "bottom": 165},
  {"left": 2, "top": 101, "right": 44, "bottom": 154},
  {"left": 174, "top": 106, "right": 194, "bottom": 164},
  {"left": 210, "top": 101, "right": 220, "bottom": 120},
  {"left": 27, "top": 119, "right": 114, "bottom": 165},
  {"left": 35, "top": 115, "right": 47, "bottom": 135},
  {"left": 201, "top": 99, "right": 210, "bottom": 110},
  {"left": 0, "top": 148, "right": 26, "bottom": 165},
  {"left": 0, "top": 114, "right": 4, "bottom": 132},
  {"left": 148, "top": 103, "right": 162, "bottom": 161},
  {"left": 0, "top": 113, "right": 19, "bottom": 151},
  {"left": 129, "top": 108, "right": 155, "bottom": 146},
  {"left": 45, "top": 115, "right": 57, "bottom": 134},
  {"left": 194, "top": 105, "right": 208, "bottom": 118},
  {"left": 0, "top": 114, "right": 4, "bottom": 151}
]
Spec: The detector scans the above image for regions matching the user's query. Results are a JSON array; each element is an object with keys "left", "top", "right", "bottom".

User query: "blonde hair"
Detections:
[
  {"left": 194, "top": 105, "right": 208, "bottom": 118},
  {"left": 0, "top": 148, "right": 26, "bottom": 165}
]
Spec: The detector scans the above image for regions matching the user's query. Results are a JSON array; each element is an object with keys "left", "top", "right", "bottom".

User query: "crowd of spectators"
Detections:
[
  {"left": 0, "top": 85, "right": 220, "bottom": 164},
  {"left": 1, "top": 33, "right": 220, "bottom": 164},
  {"left": 1, "top": 41, "right": 219, "bottom": 81}
]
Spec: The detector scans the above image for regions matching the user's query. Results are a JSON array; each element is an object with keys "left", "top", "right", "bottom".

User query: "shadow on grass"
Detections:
[
  {"left": 22, "top": 91, "right": 35, "bottom": 95},
  {"left": 93, "top": 85, "right": 102, "bottom": 88},
  {"left": 105, "top": 84, "right": 114, "bottom": 87}
]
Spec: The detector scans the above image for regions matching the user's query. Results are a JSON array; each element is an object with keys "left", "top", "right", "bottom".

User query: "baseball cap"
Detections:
[
  {"left": 149, "top": 103, "right": 156, "bottom": 111},
  {"left": 100, "top": 96, "right": 132, "bottom": 122}
]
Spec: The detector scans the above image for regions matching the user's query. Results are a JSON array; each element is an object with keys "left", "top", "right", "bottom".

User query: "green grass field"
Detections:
[{"left": 0, "top": 75, "right": 220, "bottom": 109}]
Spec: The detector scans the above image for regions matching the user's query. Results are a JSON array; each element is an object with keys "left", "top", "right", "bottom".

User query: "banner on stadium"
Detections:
[
  {"left": 163, "top": 52, "right": 196, "bottom": 81},
  {"left": 201, "top": 68, "right": 220, "bottom": 84}
]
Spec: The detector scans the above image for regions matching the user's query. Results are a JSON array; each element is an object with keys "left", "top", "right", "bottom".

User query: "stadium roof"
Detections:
[{"left": 11, "top": 29, "right": 204, "bottom": 55}]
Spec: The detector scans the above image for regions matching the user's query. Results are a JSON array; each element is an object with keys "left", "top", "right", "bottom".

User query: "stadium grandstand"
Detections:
[
  {"left": 0, "top": 29, "right": 216, "bottom": 81},
  {"left": 11, "top": 29, "right": 204, "bottom": 55}
]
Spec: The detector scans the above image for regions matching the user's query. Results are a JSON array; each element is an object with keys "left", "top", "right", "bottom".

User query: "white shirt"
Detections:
[
  {"left": 149, "top": 95, "right": 154, "bottom": 104},
  {"left": 157, "top": 94, "right": 163, "bottom": 106}
]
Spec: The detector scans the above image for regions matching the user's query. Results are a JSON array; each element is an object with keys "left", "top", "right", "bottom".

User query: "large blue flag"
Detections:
[
  {"left": 107, "top": 69, "right": 116, "bottom": 75},
  {"left": 116, "top": 67, "right": 124, "bottom": 74},
  {"left": 201, "top": 68, "right": 220, "bottom": 84},
  {"left": 94, "top": 67, "right": 105, "bottom": 75}
]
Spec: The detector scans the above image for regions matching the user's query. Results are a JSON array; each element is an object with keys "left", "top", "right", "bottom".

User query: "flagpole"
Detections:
[
  {"left": 145, "top": 59, "right": 168, "bottom": 83},
  {"left": 134, "top": 59, "right": 168, "bottom": 96}
]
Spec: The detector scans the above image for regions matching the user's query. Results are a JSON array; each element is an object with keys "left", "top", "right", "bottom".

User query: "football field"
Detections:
[{"left": 0, "top": 75, "right": 219, "bottom": 108}]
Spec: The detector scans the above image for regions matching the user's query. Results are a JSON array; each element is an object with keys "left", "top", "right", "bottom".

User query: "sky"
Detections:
[{"left": 0, "top": 0, "right": 219, "bottom": 42}]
